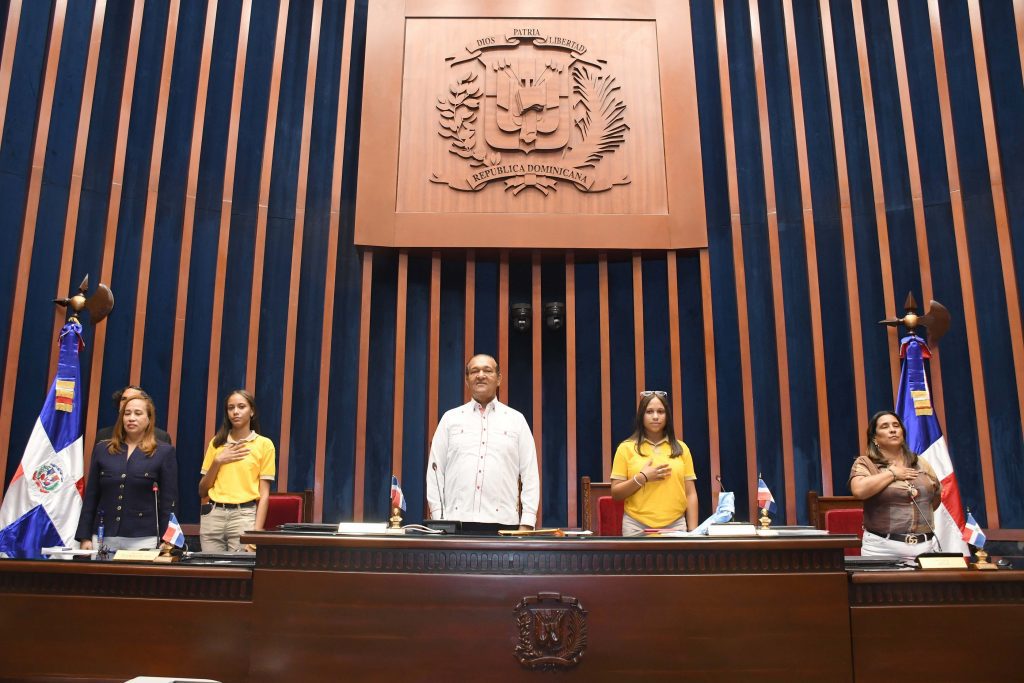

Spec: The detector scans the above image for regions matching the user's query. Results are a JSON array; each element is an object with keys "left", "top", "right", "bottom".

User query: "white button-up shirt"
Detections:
[{"left": 426, "top": 398, "right": 539, "bottom": 527}]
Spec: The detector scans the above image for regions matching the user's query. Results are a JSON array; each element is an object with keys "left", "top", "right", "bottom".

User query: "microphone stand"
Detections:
[
  {"left": 432, "top": 462, "right": 445, "bottom": 520},
  {"left": 152, "top": 483, "right": 161, "bottom": 550},
  {"left": 910, "top": 491, "right": 942, "bottom": 552}
]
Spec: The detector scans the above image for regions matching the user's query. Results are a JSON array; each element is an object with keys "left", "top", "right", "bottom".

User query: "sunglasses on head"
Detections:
[{"left": 640, "top": 390, "right": 668, "bottom": 398}]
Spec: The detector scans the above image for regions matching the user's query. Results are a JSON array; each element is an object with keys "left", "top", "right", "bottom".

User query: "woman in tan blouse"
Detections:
[{"left": 849, "top": 411, "right": 941, "bottom": 557}]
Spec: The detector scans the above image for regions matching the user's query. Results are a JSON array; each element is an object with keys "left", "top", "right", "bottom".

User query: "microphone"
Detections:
[
  {"left": 152, "top": 482, "right": 161, "bottom": 548},
  {"left": 432, "top": 462, "right": 445, "bottom": 520}
]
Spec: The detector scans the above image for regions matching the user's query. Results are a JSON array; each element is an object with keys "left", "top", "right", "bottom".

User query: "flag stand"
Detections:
[{"left": 971, "top": 549, "right": 998, "bottom": 570}]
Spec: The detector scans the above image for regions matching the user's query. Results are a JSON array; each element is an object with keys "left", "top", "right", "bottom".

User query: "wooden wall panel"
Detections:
[
  {"left": 885, "top": 0, "right": 945, "bottom": 426},
  {"left": 926, "top": 0, "right": 998, "bottom": 526},
  {"left": 0, "top": 0, "right": 22, "bottom": 152},
  {"left": 203, "top": 0, "right": 252, "bottom": 442},
  {"left": 129, "top": 0, "right": 180, "bottom": 384},
  {"left": 714, "top": 0, "right": 759, "bottom": 521},
  {"left": 314, "top": 0, "right": 357, "bottom": 521},
  {"left": 749, "top": 0, "right": 796, "bottom": 521},
  {"left": 0, "top": 0, "right": 66, "bottom": 484},
  {"left": 353, "top": 249, "right": 373, "bottom": 521},
  {"left": 820, "top": 0, "right": 869, "bottom": 434},
  {"left": 849, "top": 0, "right": 899, "bottom": 396},
  {"left": 631, "top": 252, "right": 645, "bottom": 396},
  {"left": 780, "top": 0, "right": 831, "bottom": 495},
  {"left": 245, "top": 0, "right": 290, "bottom": 393},
  {"left": 277, "top": 0, "right": 324, "bottom": 491},
  {"left": 82, "top": 0, "right": 145, "bottom": 466},
  {"left": 598, "top": 252, "right": 611, "bottom": 477},
  {"left": 356, "top": 1, "right": 706, "bottom": 250},
  {"left": 966, "top": 0, "right": 1024, "bottom": 468},
  {"left": 564, "top": 252, "right": 577, "bottom": 527},
  {"left": 166, "top": 0, "right": 218, "bottom": 442}
]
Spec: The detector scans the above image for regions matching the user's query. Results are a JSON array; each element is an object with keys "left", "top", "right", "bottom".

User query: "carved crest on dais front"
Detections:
[
  {"left": 513, "top": 592, "right": 587, "bottom": 671},
  {"left": 431, "top": 29, "right": 629, "bottom": 195}
]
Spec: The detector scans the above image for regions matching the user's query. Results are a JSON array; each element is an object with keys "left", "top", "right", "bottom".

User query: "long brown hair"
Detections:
[
  {"left": 211, "top": 389, "right": 261, "bottom": 448},
  {"left": 864, "top": 410, "right": 918, "bottom": 468},
  {"left": 107, "top": 392, "right": 158, "bottom": 456},
  {"left": 628, "top": 392, "right": 684, "bottom": 458}
]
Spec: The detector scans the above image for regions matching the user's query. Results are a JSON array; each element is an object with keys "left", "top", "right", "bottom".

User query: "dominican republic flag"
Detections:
[
  {"left": 895, "top": 334, "right": 969, "bottom": 556},
  {"left": 962, "top": 511, "right": 986, "bottom": 549},
  {"left": 162, "top": 512, "right": 185, "bottom": 548},
  {"left": 390, "top": 475, "right": 407, "bottom": 512},
  {"left": 756, "top": 478, "right": 776, "bottom": 514},
  {"left": 0, "top": 322, "right": 85, "bottom": 559}
]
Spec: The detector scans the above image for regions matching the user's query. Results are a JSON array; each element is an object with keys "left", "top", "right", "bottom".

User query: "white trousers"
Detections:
[{"left": 861, "top": 529, "right": 938, "bottom": 558}]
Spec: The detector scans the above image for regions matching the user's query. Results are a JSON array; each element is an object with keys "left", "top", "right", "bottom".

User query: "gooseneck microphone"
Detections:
[
  {"left": 432, "top": 462, "right": 445, "bottom": 520},
  {"left": 909, "top": 475, "right": 943, "bottom": 552},
  {"left": 152, "top": 482, "right": 161, "bottom": 548}
]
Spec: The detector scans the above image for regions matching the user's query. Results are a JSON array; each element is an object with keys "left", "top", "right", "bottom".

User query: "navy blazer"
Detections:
[{"left": 75, "top": 441, "right": 178, "bottom": 541}]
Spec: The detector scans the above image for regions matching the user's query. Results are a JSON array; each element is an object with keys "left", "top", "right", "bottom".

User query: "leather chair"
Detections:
[
  {"left": 597, "top": 496, "right": 625, "bottom": 536},
  {"left": 807, "top": 491, "right": 866, "bottom": 557},
  {"left": 264, "top": 489, "right": 314, "bottom": 530},
  {"left": 825, "top": 508, "right": 864, "bottom": 556},
  {"left": 580, "top": 477, "right": 624, "bottom": 536}
]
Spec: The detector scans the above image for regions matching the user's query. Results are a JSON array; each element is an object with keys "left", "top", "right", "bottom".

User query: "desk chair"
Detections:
[
  {"left": 264, "top": 489, "right": 314, "bottom": 530},
  {"left": 581, "top": 477, "right": 624, "bottom": 536}
]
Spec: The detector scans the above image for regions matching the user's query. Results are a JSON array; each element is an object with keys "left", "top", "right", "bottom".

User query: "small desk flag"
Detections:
[
  {"left": 390, "top": 475, "right": 407, "bottom": 512},
  {"left": 756, "top": 478, "right": 776, "bottom": 514},
  {"left": 162, "top": 512, "right": 185, "bottom": 548},
  {"left": 961, "top": 511, "right": 986, "bottom": 549}
]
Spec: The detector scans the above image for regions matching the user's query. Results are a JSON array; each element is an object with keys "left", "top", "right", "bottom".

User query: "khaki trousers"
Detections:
[
  {"left": 621, "top": 513, "right": 688, "bottom": 537},
  {"left": 200, "top": 504, "right": 256, "bottom": 552}
]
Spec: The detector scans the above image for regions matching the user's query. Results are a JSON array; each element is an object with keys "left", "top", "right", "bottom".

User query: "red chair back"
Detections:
[
  {"left": 825, "top": 508, "right": 864, "bottom": 556},
  {"left": 597, "top": 496, "right": 624, "bottom": 536},
  {"left": 264, "top": 493, "right": 307, "bottom": 531}
]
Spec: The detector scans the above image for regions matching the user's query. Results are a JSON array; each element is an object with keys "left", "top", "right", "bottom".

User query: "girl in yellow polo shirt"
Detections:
[
  {"left": 610, "top": 391, "right": 698, "bottom": 536},
  {"left": 198, "top": 389, "right": 276, "bottom": 551}
]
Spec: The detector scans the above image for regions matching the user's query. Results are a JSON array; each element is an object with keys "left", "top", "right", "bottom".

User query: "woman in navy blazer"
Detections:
[{"left": 76, "top": 392, "right": 178, "bottom": 551}]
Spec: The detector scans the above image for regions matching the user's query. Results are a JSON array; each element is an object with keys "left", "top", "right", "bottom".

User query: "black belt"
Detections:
[
  {"left": 210, "top": 499, "right": 258, "bottom": 510},
  {"left": 869, "top": 529, "right": 934, "bottom": 544}
]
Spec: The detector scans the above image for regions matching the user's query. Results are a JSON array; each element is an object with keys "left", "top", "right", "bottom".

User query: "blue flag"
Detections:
[
  {"left": 0, "top": 321, "right": 85, "bottom": 558},
  {"left": 895, "top": 334, "right": 968, "bottom": 556}
]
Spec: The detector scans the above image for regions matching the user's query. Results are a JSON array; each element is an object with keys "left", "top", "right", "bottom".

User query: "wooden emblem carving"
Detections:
[
  {"left": 432, "top": 29, "right": 629, "bottom": 195},
  {"left": 513, "top": 592, "right": 587, "bottom": 670}
]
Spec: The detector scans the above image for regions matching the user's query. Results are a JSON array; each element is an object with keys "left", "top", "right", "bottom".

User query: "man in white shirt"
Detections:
[{"left": 426, "top": 354, "right": 539, "bottom": 530}]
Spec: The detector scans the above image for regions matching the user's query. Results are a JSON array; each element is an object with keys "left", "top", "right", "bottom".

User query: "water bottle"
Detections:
[{"left": 96, "top": 509, "right": 105, "bottom": 556}]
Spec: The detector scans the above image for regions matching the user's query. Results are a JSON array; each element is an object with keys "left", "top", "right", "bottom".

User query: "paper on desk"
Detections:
[
  {"left": 41, "top": 547, "right": 98, "bottom": 559},
  {"left": 336, "top": 522, "right": 389, "bottom": 534}
]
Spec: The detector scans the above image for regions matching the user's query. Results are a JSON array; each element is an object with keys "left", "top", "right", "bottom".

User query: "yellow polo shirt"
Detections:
[
  {"left": 200, "top": 432, "right": 276, "bottom": 504},
  {"left": 610, "top": 439, "right": 697, "bottom": 528}
]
